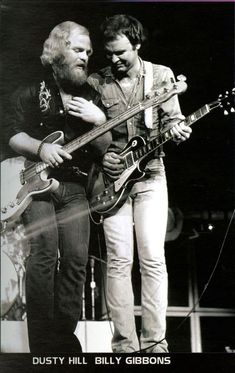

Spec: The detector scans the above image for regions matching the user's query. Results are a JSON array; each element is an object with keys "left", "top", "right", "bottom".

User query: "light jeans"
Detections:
[{"left": 103, "top": 163, "right": 169, "bottom": 353}]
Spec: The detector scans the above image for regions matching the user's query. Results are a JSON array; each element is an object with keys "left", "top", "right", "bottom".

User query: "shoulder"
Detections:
[
  {"left": 11, "top": 75, "right": 53, "bottom": 99},
  {"left": 12, "top": 67, "right": 49, "bottom": 98},
  {"left": 10, "top": 81, "right": 39, "bottom": 106},
  {"left": 144, "top": 61, "right": 174, "bottom": 76},
  {"left": 88, "top": 66, "right": 112, "bottom": 91},
  {"left": 143, "top": 61, "right": 176, "bottom": 85},
  {"left": 79, "top": 82, "right": 101, "bottom": 105},
  {"left": 10, "top": 75, "right": 56, "bottom": 115}
]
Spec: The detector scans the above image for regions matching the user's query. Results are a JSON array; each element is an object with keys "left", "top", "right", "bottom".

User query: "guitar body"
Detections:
[
  {"left": 1, "top": 83, "right": 232, "bottom": 228},
  {"left": 89, "top": 136, "right": 148, "bottom": 216},
  {"left": 89, "top": 84, "right": 234, "bottom": 217},
  {"left": 0, "top": 131, "right": 64, "bottom": 230}
]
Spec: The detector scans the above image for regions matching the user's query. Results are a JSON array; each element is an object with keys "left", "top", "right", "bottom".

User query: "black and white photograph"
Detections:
[{"left": 0, "top": 1, "right": 234, "bottom": 372}]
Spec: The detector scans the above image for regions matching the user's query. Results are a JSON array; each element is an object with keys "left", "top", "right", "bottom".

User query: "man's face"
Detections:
[
  {"left": 54, "top": 29, "right": 93, "bottom": 87},
  {"left": 104, "top": 34, "right": 139, "bottom": 75}
]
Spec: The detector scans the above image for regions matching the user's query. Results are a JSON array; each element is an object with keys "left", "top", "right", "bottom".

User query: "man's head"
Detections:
[
  {"left": 101, "top": 15, "right": 145, "bottom": 75},
  {"left": 41, "top": 21, "right": 93, "bottom": 90}
]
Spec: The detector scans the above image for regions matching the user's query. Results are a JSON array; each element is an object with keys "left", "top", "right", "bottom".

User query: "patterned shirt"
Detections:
[
  {"left": 88, "top": 59, "right": 183, "bottom": 164},
  {"left": 3, "top": 72, "right": 110, "bottom": 178}
]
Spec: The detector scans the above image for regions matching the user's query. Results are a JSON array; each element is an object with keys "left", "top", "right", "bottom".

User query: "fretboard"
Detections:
[
  {"left": 133, "top": 104, "right": 211, "bottom": 162},
  {"left": 25, "top": 82, "right": 186, "bottom": 177},
  {"left": 61, "top": 91, "right": 175, "bottom": 155}
]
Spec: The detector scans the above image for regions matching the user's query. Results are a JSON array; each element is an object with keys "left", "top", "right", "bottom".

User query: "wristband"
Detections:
[{"left": 37, "top": 141, "right": 45, "bottom": 158}]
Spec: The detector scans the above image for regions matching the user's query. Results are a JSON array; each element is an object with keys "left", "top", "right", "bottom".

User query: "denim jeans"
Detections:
[
  {"left": 23, "top": 181, "right": 89, "bottom": 353},
  {"left": 103, "top": 163, "right": 168, "bottom": 352}
]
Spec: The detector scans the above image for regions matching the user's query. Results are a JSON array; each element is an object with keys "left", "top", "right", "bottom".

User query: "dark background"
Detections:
[
  {"left": 0, "top": 0, "right": 234, "bottom": 212},
  {"left": 0, "top": 0, "right": 234, "bottom": 354}
]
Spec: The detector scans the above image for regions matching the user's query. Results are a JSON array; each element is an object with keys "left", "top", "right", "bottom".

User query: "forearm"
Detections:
[
  {"left": 156, "top": 66, "right": 184, "bottom": 129},
  {"left": 9, "top": 132, "right": 41, "bottom": 159},
  {"left": 91, "top": 130, "right": 112, "bottom": 156}
]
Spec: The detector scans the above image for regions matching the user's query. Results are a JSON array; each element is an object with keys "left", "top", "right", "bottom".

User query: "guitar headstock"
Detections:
[
  {"left": 150, "top": 74, "right": 188, "bottom": 105},
  {"left": 217, "top": 88, "right": 235, "bottom": 115},
  {"left": 173, "top": 74, "right": 188, "bottom": 95}
]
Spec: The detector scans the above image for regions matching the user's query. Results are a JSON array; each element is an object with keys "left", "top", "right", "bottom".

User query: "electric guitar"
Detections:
[
  {"left": 0, "top": 76, "right": 187, "bottom": 231},
  {"left": 89, "top": 89, "right": 235, "bottom": 217}
]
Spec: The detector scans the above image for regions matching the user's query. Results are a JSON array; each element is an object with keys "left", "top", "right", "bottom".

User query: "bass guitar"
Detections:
[
  {"left": 89, "top": 89, "right": 234, "bottom": 217},
  {"left": 1, "top": 76, "right": 187, "bottom": 231}
]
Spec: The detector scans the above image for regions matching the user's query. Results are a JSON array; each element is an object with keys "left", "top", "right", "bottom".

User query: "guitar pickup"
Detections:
[
  {"left": 125, "top": 152, "right": 135, "bottom": 168},
  {"left": 20, "top": 170, "right": 25, "bottom": 185}
]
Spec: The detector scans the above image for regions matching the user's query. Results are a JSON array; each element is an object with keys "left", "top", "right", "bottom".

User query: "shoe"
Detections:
[
  {"left": 146, "top": 345, "right": 169, "bottom": 353},
  {"left": 114, "top": 348, "right": 137, "bottom": 353}
]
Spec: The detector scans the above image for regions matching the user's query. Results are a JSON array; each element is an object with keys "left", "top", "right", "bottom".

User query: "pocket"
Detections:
[
  {"left": 51, "top": 182, "right": 65, "bottom": 203},
  {"left": 101, "top": 98, "right": 119, "bottom": 117}
]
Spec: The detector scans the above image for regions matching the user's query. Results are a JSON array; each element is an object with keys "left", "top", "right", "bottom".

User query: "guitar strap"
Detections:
[{"left": 143, "top": 61, "right": 154, "bottom": 129}]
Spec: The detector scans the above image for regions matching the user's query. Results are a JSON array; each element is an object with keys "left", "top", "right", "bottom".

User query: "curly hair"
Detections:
[
  {"left": 40, "top": 21, "right": 89, "bottom": 67},
  {"left": 101, "top": 14, "right": 145, "bottom": 46}
]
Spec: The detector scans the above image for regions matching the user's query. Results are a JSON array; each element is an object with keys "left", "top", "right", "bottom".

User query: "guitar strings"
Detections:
[{"left": 19, "top": 94, "right": 169, "bottom": 182}]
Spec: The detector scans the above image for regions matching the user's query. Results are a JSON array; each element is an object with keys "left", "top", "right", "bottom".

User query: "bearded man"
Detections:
[{"left": 5, "top": 21, "right": 110, "bottom": 353}]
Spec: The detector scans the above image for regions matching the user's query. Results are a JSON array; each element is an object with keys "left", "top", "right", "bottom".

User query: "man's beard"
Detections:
[{"left": 53, "top": 63, "right": 88, "bottom": 93}]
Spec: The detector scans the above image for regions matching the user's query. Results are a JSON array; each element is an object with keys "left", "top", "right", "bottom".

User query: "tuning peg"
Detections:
[
  {"left": 224, "top": 110, "right": 229, "bottom": 115},
  {"left": 177, "top": 74, "right": 187, "bottom": 82},
  {"left": 230, "top": 107, "right": 235, "bottom": 112}
]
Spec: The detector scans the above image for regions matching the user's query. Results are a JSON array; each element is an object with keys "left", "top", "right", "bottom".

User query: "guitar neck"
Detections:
[
  {"left": 62, "top": 102, "right": 145, "bottom": 154},
  {"left": 34, "top": 101, "right": 153, "bottom": 174},
  {"left": 133, "top": 103, "right": 214, "bottom": 162},
  {"left": 31, "top": 99, "right": 157, "bottom": 175},
  {"left": 163, "top": 103, "right": 211, "bottom": 141},
  {"left": 31, "top": 81, "right": 187, "bottom": 175},
  {"left": 36, "top": 104, "right": 212, "bottom": 174},
  {"left": 62, "top": 91, "right": 178, "bottom": 155}
]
